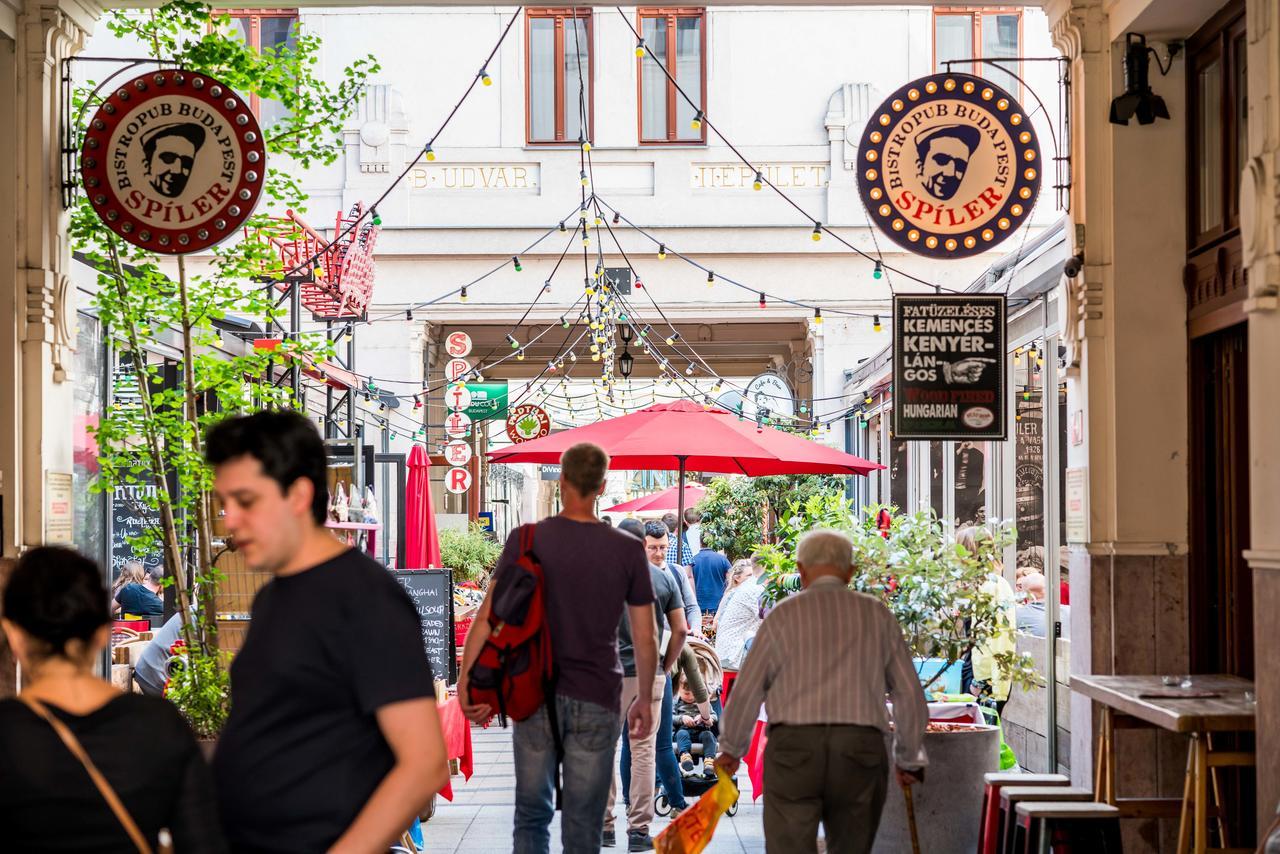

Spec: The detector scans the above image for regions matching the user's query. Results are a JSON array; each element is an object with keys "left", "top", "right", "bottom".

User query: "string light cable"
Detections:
[{"left": 273, "top": 7, "right": 526, "bottom": 282}]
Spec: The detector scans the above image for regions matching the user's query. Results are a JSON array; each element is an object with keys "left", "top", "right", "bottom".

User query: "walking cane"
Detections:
[{"left": 902, "top": 783, "right": 922, "bottom": 854}]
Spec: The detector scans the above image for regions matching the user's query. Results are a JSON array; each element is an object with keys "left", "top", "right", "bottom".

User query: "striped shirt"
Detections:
[{"left": 719, "top": 575, "right": 928, "bottom": 770}]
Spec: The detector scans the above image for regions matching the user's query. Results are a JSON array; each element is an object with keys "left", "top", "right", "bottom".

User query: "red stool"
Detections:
[
  {"left": 998, "top": 787, "right": 1092, "bottom": 854},
  {"left": 1013, "top": 801, "right": 1122, "bottom": 854},
  {"left": 978, "top": 773, "right": 1069, "bottom": 854}
]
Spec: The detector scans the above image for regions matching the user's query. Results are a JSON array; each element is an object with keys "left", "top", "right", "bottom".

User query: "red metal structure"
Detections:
[{"left": 248, "top": 202, "right": 381, "bottom": 320}]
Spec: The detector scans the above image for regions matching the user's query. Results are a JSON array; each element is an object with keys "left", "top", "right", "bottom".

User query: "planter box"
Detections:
[
  {"left": 872, "top": 724, "right": 999, "bottom": 854},
  {"left": 1002, "top": 633, "right": 1071, "bottom": 775}
]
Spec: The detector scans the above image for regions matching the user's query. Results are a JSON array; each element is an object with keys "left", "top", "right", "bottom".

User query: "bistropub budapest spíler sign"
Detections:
[
  {"left": 893, "top": 294, "right": 1006, "bottom": 440},
  {"left": 81, "top": 69, "right": 266, "bottom": 254},
  {"left": 856, "top": 72, "right": 1040, "bottom": 259}
]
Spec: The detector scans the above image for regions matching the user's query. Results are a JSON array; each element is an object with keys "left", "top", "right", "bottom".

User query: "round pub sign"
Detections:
[
  {"left": 80, "top": 69, "right": 267, "bottom": 255},
  {"left": 856, "top": 73, "right": 1040, "bottom": 259}
]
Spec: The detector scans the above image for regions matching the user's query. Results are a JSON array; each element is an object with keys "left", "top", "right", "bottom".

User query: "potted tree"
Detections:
[
  {"left": 756, "top": 496, "right": 1035, "bottom": 853},
  {"left": 76, "top": 0, "right": 378, "bottom": 741}
]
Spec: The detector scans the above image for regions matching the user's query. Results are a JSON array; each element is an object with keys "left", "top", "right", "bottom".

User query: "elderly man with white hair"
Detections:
[{"left": 714, "top": 530, "right": 928, "bottom": 854}]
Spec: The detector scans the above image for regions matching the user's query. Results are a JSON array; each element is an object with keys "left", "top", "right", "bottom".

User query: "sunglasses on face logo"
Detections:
[{"left": 158, "top": 152, "right": 195, "bottom": 170}]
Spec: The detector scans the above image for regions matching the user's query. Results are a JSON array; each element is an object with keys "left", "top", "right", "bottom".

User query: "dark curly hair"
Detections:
[
  {"left": 2, "top": 547, "right": 110, "bottom": 659},
  {"left": 205, "top": 410, "right": 329, "bottom": 525}
]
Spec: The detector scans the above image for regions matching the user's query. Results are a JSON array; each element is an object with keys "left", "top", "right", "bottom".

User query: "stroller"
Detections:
[{"left": 655, "top": 638, "right": 740, "bottom": 818}]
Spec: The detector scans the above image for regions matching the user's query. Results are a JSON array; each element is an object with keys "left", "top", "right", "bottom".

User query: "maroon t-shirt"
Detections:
[{"left": 493, "top": 516, "right": 654, "bottom": 713}]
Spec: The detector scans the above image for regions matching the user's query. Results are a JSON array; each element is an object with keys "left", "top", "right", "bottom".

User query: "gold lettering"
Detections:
[
  {"left": 513, "top": 166, "right": 528, "bottom": 188},
  {"left": 410, "top": 167, "right": 428, "bottom": 190}
]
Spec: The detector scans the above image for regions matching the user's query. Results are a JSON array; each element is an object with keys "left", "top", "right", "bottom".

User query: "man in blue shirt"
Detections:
[{"left": 691, "top": 530, "right": 731, "bottom": 617}]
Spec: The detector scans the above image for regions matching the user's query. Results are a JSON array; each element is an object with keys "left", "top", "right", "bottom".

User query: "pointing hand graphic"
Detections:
[{"left": 942, "top": 357, "right": 997, "bottom": 384}]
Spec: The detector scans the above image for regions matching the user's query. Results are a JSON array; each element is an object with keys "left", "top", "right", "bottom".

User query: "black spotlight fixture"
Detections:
[
  {"left": 1109, "top": 33, "right": 1172, "bottom": 126},
  {"left": 618, "top": 348, "right": 635, "bottom": 379}
]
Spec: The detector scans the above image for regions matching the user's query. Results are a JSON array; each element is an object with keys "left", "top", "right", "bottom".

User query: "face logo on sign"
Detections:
[
  {"left": 80, "top": 70, "right": 267, "bottom": 255},
  {"left": 143, "top": 123, "right": 205, "bottom": 198},
  {"left": 857, "top": 73, "right": 1040, "bottom": 259}
]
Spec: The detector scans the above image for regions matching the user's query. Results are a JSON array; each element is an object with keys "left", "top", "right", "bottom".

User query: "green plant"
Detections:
[
  {"left": 439, "top": 524, "right": 505, "bottom": 584},
  {"left": 162, "top": 641, "right": 231, "bottom": 740},
  {"left": 759, "top": 499, "right": 1037, "bottom": 694},
  {"left": 697, "top": 474, "right": 844, "bottom": 560}
]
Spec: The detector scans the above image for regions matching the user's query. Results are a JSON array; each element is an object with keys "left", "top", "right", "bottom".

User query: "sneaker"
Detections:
[
  {"left": 679, "top": 753, "right": 695, "bottom": 774},
  {"left": 627, "top": 830, "right": 655, "bottom": 851},
  {"left": 602, "top": 830, "right": 616, "bottom": 848},
  {"left": 669, "top": 805, "right": 685, "bottom": 820}
]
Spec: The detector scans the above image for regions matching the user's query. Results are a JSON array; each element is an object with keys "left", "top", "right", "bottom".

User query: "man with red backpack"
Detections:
[{"left": 459, "top": 442, "right": 658, "bottom": 854}]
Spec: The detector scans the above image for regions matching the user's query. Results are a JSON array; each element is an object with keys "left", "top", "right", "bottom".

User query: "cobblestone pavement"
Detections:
[{"left": 419, "top": 723, "right": 765, "bottom": 853}]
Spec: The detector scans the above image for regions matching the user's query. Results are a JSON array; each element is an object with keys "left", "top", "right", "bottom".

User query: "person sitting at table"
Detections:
[
  {"left": 113, "top": 563, "right": 164, "bottom": 621},
  {"left": 0, "top": 546, "right": 227, "bottom": 852},
  {"left": 1016, "top": 571, "right": 1070, "bottom": 639}
]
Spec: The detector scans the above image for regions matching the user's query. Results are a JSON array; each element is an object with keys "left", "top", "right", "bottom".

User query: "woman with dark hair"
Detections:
[{"left": 0, "top": 546, "right": 226, "bottom": 853}]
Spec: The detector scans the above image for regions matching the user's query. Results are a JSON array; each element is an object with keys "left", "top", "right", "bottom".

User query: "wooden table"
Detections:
[{"left": 1071, "top": 674, "right": 1255, "bottom": 854}]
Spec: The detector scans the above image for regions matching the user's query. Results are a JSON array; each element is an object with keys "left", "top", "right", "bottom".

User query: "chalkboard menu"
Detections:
[
  {"left": 390, "top": 569, "right": 455, "bottom": 683},
  {"left": 893, "top": 294, "right": 1007, "bottom": 440},
  {"left": 111, "top": 484, "right": 164, "bottom": 577}
]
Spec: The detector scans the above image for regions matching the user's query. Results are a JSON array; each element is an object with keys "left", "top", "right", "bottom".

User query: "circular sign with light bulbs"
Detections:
[
  {"left": 80, "top": 69, "right": 266, "bottom": 255},
  {"left": 856, "top": 72, "right": 1040, "bottom": 259}
]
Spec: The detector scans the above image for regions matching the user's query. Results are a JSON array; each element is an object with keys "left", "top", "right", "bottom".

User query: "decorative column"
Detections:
[
  {"left": 1241, "top": 0, "right": 1280, "bottom": 829},
  {"left": 1, "top": 0, "right": 95, "bottom": 556}
]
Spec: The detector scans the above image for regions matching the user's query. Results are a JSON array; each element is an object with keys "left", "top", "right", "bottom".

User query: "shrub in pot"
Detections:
[{"left": 757, "top": 497, "right": 1037, "bottom": 852}]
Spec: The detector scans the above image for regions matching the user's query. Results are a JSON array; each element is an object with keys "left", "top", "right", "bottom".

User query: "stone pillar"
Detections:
[
  {"left": 1242, "top": 0, "right": 1280, "bottom": 830},
  {"left": 0, "top": 0, "right": 94, "bottom": 556},
  {"left": 1047, "top": 1, "right": 1192, "bottom": 849}
]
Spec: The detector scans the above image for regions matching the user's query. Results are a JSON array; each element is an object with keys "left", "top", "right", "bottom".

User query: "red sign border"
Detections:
[{"left": 80, "top": 69, "right": 267, "bottom": 256}]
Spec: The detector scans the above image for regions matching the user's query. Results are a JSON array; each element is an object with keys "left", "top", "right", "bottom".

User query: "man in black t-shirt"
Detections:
[{"left": 207, "top": 411, "right": 449, "bottom": 853}]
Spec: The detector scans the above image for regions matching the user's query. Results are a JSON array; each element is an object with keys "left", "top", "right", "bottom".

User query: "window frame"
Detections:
[
  {"left": 931, "top": 7, "right": 1024, "bottom": 100},
  {"left": 215, "top": 9, "right": 299, "bottom": 118},
  {"left": 1186, "top": 1, "right": 1247, "bottom": 253},
  {"left": 524, "top": 7, "right": 595, "bottom": 146},
  {"left": 636, "top": 8, "right": 707, "bottom": 145}
]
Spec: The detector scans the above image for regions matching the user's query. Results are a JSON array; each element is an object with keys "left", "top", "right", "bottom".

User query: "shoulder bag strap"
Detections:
[{"left": 18, "top": 695, "right": 154, "bottom": 854}]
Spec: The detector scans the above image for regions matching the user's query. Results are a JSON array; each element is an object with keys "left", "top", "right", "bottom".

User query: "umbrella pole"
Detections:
[{"left": 677, "top": 455, "right": 687, "bottom": 565}]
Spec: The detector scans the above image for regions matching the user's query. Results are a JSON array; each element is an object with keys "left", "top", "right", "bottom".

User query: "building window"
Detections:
[
  {"left": 527, "top": 8, "right": 593, "bottom": 144},
  {"left": 222, "top": 9, "right": 299, "bottom": 126},
  {"left": 933, "top": 8, "right": 1021, "bottom": 98},
  {"left": 638, "top": 9, "right": 705, "bottom": 144},
  {"left": 1188, "top": 4, "right": 1246, "bottom": 250}
]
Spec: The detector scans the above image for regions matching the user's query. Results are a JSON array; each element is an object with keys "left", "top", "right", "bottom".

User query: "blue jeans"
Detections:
[
  {"left": 675, "top": 728, "right": 718, "bottom": 758},
  {"left": 654, "top": 676, "right": 688, "bottom": 809},
  {"left": 513, "top": 695, "right": 621, "bottom": 854}
]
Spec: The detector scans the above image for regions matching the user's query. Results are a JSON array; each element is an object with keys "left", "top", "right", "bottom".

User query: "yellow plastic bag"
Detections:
[{"left": 653, "top": 768, "right": 739, "bottom": 854}]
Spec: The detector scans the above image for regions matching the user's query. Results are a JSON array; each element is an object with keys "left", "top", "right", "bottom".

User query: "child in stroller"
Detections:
[{"left": 674, "top": 677, "right": 718, "bottom": 780}]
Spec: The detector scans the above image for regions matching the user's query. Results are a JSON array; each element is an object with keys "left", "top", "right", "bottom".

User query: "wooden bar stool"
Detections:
[
  {"left": 979, "top": 773, "right": 1070, "bottom": 854},
  {"left": 1013, "top": 802, "right": 1122, "bottom": 854},
  {"left": 998, "top": 787, "right": 1093, "bottom": 854}
]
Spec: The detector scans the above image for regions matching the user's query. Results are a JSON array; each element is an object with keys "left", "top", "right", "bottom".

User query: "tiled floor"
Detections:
[{"left": 420, "top": 724, "right": 765, "bottom": 853}]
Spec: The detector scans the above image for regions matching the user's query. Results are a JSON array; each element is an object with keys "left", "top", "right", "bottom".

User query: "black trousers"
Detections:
[{"left": 762, "top": 724, "right": 888, "bottom": 854}]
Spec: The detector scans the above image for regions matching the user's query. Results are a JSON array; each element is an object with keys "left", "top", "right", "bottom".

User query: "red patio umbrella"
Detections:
[
  {"left": 406, "top": 444, "right": 442, "bottom": 569},
  {"left": 605, "top": 482, "right": 708, "bottom": 514},
  {"left": 488, "top": 400, "right": 882, "bottom": 532}
]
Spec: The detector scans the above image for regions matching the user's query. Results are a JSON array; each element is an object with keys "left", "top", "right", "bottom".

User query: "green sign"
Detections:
[{"left": 464, "top": 382, "right": 509, "bottom": 420}]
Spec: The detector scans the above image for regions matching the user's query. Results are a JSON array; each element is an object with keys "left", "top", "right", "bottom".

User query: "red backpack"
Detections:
[{"left": 466, "top": 524, "right": 555, "bottom": 725}]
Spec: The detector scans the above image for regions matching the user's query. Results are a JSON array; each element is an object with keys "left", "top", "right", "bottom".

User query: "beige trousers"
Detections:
[{"left": 604, "top": 672, "right": 667, "bottom": 835}]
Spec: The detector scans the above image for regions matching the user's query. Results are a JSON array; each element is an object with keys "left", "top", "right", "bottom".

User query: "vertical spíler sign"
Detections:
[{"left": 892, "top": 294, "right": 1006, "bottom": 440}]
